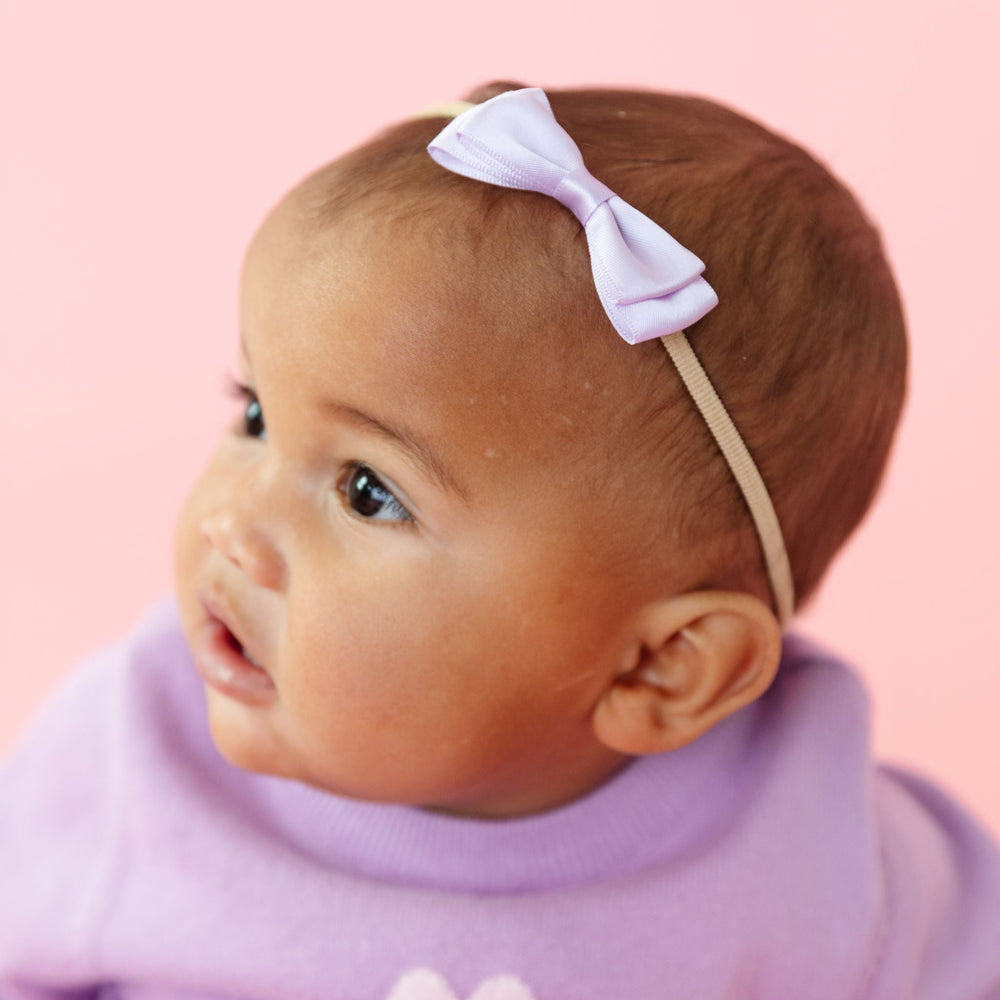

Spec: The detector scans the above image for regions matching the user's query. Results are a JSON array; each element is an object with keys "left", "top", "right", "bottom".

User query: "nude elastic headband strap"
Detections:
[
  {"left": 660, "top": 332, "right": 794, "bottom": 624},
  {"left": 426, "top": 87, "right": 795, "bottom": 623}
]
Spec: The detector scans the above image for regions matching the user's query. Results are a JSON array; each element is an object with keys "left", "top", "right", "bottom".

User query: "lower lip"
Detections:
[{"left": 192, "top": 619, "right": 277, "bottom": 706}]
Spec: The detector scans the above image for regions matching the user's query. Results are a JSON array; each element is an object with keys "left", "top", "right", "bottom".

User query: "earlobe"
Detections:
[{"left": 592, "top": 591, "right": 782, "bottom": 756}]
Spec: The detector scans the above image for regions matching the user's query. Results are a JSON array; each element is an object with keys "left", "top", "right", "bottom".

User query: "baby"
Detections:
[{"left": 2, "top": 82, "right": 999, "bottom": 999}]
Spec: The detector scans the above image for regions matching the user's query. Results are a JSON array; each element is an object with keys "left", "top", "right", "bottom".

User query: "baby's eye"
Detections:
[
  {"left": 340, "top": 464, "right": 413, "bottom": 523},
  {"left": 229, "top": 380, "right": 266, "bottom": 440}
]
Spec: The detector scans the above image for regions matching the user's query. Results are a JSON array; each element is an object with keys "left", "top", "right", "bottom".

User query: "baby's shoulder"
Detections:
[
  {"left": 0, "top": 598, "right": 231, "bottom": 891},
  {"left": 753, "top": 630, "right": 874, "bottom": 767},
  {"left": 762, "top": 633, "right": 1000, "bottom": 994},
  {"left": 0, "top": 599, "right": 212, "bottom": 962},
  {"left": 776, "top": 630, "right": 869, "bottom": 689},
  {"left": 7, "top": 599, "right": 207, "bottom": 771}
]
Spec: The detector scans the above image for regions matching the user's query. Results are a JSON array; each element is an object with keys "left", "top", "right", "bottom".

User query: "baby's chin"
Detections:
[{"left": 202, "top": 687, "right": 292, "bottom": 776}]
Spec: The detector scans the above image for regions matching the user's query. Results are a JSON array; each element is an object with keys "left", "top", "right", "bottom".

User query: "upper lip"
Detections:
[{"left": 198, "top": 585, "right": 270, "bottom": 673}]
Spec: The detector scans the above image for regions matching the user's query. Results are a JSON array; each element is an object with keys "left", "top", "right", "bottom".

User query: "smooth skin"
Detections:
[{"left": 174, "top": 191, "right": 781, "bottom": 819}]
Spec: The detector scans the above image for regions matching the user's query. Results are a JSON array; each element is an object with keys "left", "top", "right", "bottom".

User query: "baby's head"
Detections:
[{"left": 174, "top": 82, "right": 906, "bottom": 818}]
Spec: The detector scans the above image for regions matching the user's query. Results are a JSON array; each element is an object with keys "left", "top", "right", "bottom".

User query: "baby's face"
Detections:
[{"left": 174, "top": 193, "right": 648, "bottom": 817}]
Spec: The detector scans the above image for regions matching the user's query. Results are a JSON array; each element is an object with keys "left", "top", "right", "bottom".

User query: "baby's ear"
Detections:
[{"left": 593, "top": 591, "right": 781, "bottom": 756}]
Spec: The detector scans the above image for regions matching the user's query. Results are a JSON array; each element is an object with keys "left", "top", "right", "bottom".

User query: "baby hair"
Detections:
[{"left": 291, "top": 80, "right": 907, "bottom": 615}]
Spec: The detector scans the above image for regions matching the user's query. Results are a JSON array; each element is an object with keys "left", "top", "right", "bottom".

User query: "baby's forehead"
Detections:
[
  {"left": 243, "top": 185, "right": 680, "bottom": 496},
  {"left": 250, "top": 185, "right": 635, "bottom": 399}
]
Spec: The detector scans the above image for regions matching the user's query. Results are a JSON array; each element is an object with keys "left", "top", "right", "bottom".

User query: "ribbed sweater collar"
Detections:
[{"left": 245, "top": 695, "right": 764, "bottom": 894}]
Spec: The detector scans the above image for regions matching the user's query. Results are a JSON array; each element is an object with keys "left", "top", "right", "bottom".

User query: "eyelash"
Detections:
[
  {"left": 226, "top": 377, "right": 414, "bottom": 525},
  {"left": 228, "top": 378, "right": 265, "bottom": 439}
]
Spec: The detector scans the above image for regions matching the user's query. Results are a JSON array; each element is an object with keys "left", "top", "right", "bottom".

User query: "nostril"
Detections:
[
  {"left": 201, "top": 513, "right": 234, "bottom": 556},
  {"left": 201, "top": 511, "right": 285, "bottom": 592},
  {"left": 201, "top": 511, "right": 250, "bottom": 573}
]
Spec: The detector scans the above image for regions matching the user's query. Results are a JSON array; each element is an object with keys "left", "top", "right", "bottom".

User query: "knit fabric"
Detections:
[{"left": 2, "top": 600, "right": 999, "bottom": 999}]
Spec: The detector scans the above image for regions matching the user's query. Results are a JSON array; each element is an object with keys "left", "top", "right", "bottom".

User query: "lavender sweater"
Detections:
[{"left": 1, "top": 600, "right": 999, "bottom": 1000}]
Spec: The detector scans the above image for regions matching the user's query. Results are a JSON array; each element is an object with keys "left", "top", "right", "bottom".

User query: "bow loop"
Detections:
[
  {"left": 428, "top": 87, "right": 718, "bottom": 345},
  {"left": 429, "top": 89, "right": 576, "bottom": 196}
]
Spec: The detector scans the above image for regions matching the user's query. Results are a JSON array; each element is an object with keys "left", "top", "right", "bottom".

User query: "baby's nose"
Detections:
[{"left": 201, "top": 509, "right": 286, "bottom": 592}]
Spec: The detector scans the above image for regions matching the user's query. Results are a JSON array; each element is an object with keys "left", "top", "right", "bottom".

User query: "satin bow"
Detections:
[{"left": 427, "top": 88, "right": 718, "bottom": 345}]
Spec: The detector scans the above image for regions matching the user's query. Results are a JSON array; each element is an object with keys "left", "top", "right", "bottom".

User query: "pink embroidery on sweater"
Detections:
[{"left": 386, "top": 967, "right": 538, "bottom": 1000}]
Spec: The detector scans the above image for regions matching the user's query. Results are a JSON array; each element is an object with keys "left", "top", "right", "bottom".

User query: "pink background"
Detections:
[{"left": 2, "top": 2, "right": 998, "bottom": 830}]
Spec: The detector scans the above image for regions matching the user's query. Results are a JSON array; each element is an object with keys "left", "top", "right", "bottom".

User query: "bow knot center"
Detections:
[{"left": 553, "top": 167, "right": 615, "bottom": 225}]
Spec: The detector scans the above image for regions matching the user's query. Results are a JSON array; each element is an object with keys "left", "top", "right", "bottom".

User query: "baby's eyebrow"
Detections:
[
  {"left": 240, "top": 333, "right": 469, "bottom": 504},
  {"left": 323, "top": 401, "right": 470, "bottom": 505}
]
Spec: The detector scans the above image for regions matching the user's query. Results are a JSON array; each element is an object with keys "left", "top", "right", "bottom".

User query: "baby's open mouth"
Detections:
[
  {"left": 221, "top": 623, "right": 264, "bottom": 671},
  {"left": 192, "top": 613, "right": 276, "bottom": 705}
]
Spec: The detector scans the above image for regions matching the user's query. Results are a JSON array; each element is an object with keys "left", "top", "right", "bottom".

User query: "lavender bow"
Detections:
[{"left": 427, "top": 88, "right": 718, "bottom": 345}]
